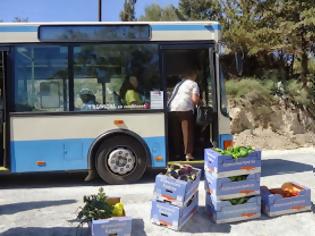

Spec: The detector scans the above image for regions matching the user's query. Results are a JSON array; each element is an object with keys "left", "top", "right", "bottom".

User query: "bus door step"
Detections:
[
  {"left": 168, "top": 160, "right": 204, "bottom": 166},
  {"left": 0, "top": 166, "right": 9, "bottom": 173}
]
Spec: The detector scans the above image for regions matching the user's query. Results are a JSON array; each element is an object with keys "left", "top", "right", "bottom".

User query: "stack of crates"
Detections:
[
  {"left": 150, "top": 167, "right": 201, "bottom": 231},
  {"left": 204, "top": 148, "right": 262, "bottom": 224}
]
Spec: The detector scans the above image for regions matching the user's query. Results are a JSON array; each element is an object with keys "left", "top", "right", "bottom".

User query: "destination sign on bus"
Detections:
[{"left": 38, "top": 25, "right": 151, "bottom": 42}]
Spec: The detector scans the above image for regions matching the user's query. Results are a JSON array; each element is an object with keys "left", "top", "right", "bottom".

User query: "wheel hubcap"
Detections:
[{"left": 107, "top": 148, "right": 136, "bottom": 175}]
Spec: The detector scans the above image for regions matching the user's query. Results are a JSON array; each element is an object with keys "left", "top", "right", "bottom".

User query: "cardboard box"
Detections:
[
  {"left": 204, "top": 149, "right": 261, "bottom": 178},
  {"left": 204, "top": 172, "right": 260, "bottom": 200},
  {"left": 206, "top": 194, "right": 261, "bottom": 224},
  {"left": 151, "top": 191, "right": 198, "bottom": 231},
  {"left": 261, "top": 184, "right": 312, "bottom": 217},
  {"left": 153, "top": 167, "right": 201, "bottom": 207},
  {"left": 91, "top": 217, "right": 132, "bottom": 236},
  {"left": 205, "top": 192, "right": 261, "bottom": 211}
]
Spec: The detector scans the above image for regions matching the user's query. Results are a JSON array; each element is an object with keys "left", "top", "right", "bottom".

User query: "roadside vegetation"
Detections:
[{"left": 121, "top": 0, "right": 315, "bottom": 120}]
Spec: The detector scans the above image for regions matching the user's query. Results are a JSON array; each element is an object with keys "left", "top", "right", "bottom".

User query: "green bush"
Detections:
[
  {"left": 260, "top": 69, "right": 282, "bottom": 81},
  {"left": 286, "top": 80, "right": 311, "bottom": 107},
  {"left": 294, "top": 57, "right": 315, "bottom": 75},
  {"left": 225, "top": 78, "right": 274, "bottom": 103}
]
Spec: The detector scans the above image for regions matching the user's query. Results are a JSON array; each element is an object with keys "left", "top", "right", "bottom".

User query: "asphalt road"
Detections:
[{"left": 0, "top": 148, "right": 315, "bottom": 236}]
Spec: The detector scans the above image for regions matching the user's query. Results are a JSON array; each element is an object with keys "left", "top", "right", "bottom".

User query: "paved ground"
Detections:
[{"left": 0, "top": 148, "right": 315, "bottom": 236}]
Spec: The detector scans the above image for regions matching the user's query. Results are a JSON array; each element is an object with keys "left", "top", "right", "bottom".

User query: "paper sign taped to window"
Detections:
[{"left": 150, "top": 91, "right": 164, "bottom": 109}]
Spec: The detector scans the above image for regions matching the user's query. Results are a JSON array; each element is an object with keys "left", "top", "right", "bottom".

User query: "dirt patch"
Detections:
[{"left": 234, "top": 128, "right": 315, "bottom": 150}]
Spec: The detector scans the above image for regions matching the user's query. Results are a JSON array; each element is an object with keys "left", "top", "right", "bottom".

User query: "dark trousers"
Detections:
[{"left": 169, "top": 111, "right": 194, "bottom": 159}]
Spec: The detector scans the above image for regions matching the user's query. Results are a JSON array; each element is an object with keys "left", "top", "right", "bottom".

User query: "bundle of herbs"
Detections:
[{"left": 76, "top": 187, "right": 125, "bottom": 226}]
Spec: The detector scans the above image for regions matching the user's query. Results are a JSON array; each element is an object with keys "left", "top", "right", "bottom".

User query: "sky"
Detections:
[{"left": 0, "top": 0, "right": 179, "bottom": 22}]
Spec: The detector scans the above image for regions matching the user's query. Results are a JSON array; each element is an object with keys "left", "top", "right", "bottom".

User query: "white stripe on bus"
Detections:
[
  {"left": 10, "top": 113, "right": 165, "bottom": 141},
  {"left": 0, "top": 32, "right": 38, "bottom": 43},
  {"left": 152, "top": 30, "right": 220, "bottom": 41}
]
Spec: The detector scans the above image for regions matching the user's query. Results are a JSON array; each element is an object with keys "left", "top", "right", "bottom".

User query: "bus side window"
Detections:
[
  {"left": 13, "top": 45, "right": 69, "bottom": 112},
  {"left": 39, "top": 82, "right": 61, "bottom": 110}
]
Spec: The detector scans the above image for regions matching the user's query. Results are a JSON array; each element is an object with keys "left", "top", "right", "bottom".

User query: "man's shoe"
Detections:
[{"left": 84, "top": 170, "right": 96, "bottom": 181}]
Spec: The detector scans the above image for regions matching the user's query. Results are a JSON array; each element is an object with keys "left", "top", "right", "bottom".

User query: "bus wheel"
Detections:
[{"left": 95, "top": 135, "right": 147, "bottom": 184}]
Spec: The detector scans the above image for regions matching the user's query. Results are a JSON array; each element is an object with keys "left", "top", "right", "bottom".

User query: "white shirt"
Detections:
[{"left": 169, "top": 79, "right": 200, "bottom": 112}]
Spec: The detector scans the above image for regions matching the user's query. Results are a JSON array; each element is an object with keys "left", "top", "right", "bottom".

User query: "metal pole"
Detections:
[{"left": 98, "top": 0, "right": 102, "bottom": 22}]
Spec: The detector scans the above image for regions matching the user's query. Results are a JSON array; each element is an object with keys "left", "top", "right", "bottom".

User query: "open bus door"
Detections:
[
  {"left": 0, "top": 49, "right": 8, "bottom": 172},
  {"left": 161, "top": 43, "right": 218, "bottom": 166}
]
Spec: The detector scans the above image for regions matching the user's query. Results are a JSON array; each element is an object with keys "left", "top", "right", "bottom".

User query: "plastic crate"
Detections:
[
  {"left": 204, "top": 149, "right": 261, "bottom": 178},
  {"left": 151, "top": 191, "right": 198, "bottom": 231},
  {"left": 205, "top": 194, "right": 261, "bottom": 224},
  {"left": 153, "top": 167, "right": 201, "bottom": 207},
  {"left": 91, "top": 217, "right": 132, "bottom": 236},
  {"left": 204, "top": 172, "right": 260, "bottom": 200},
  {"left": 261, "top": 184, "right": 312, "bottom": 217}
]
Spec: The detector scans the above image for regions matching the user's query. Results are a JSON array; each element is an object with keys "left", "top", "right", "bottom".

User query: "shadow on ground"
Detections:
[
  {"left": 262, "top": 159, "right": 313, "bottom": 177},
  {"left": 180, "top": 207, "right": 231, "bottom": 233},
  {"left": 1, "top": 227, "right": 89, "bottom": 236},
  {"left": 132, "top": 218, "right": 147, "bottom": 236},
  {"left": 0, "top": 169, "right": 160, "bottom": 189},
  {"left": 0, "top": 199, "right": 77, "bottom": 215},
  {"left": 1, "top": 219, "right": 146, "bottom": 236}
]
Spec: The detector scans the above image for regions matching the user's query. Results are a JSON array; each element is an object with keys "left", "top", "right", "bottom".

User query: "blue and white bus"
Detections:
[{"left": 0, "top": 21, "right": 232, "bottom": 184}]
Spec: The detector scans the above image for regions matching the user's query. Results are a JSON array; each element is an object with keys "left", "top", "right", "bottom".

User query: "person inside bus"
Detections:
[
  {"left": 168, "top": 66, "right": 200, "bottom": 161},
  {"left": 79, "top": 88, "right": 97, "bottom": 110},
  {"left": 120, "top": 76, "right": 143, "bottom": 106}
]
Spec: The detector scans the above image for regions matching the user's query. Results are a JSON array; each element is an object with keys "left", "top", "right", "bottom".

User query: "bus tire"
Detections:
[{"left": 95, "top": 135, "right": 147, "bottom": 185}]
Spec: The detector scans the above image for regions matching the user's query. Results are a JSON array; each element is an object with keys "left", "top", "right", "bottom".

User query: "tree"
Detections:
[
  {"left": 178, "top": 0, "right": 221, "bottom": 21},
  {"left": 139, "top": 4, "right": 180, "bottom": 21},
  {"left": 13, "top": 17, "right": 29, "bottom": 22},
  {"left": 218, "top": 0, "right": 270, "bottom": 76},
  {"left": 120, "top": 0, "right": 136, "bottom": 21},
  {"left": 260, "top": 0, "right": 315, "bottom": 85}
]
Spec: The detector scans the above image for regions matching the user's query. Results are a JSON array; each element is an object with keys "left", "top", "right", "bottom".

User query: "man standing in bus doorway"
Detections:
[{"left": 168, "top": 67, "right": 200, "bottom": 161}]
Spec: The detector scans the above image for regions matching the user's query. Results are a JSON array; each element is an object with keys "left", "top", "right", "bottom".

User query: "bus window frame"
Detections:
[{"left": 8, "top": 40, "right": 217, "bottom": 116}]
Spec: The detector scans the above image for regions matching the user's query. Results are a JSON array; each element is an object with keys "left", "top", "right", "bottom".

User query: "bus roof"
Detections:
[{"left": 0, "top": 21, "right": 221, "bottom": 44}]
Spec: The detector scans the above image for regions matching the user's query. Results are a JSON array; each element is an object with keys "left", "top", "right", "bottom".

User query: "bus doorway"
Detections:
[
  {"left": 0, "top": 50, "right": 8, "bottom": 171},
  {"left": 161, "top": 44, "right": 218, "bottom": 162}
]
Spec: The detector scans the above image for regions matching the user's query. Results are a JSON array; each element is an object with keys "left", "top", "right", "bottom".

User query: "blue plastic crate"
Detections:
[
  {"left": 91, "top": 217, "right": 132, "bottom": 236},
  {"left": 261, "top": 183, "right": 312, "bottom": 217},
  {"left": 204, "top": 149, "right": 261, "bottom": 178},
  {"left": 153, "top": 167, "right": 201, "bottom": 207},
  {"left": 151, "top": 191, "right": 198, "bottom": 231},
  {"left": 204, "top": 172, "right": 260, "bottom": 200},
  {"left": 205, "top": 194, "right": 261, "bottom": 224}
]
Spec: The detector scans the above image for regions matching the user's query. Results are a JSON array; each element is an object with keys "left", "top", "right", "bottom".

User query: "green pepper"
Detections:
[
  {"left": 213, "top": 146, "right": 255, "bottom": 160},
  {"left": 239, "top": 149, "right": 248, "bottom": 157}
]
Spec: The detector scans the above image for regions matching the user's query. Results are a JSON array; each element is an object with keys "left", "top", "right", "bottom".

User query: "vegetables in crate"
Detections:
[
  {"left": 228, "top": 196, "right": 250, "bottom": 205},
  {"left": 228, "top": 175, "right": 248, "bottom": 182},
  {"left": 165, "top": 163, "right": 197, "bottom": 181},
  {"left": 281, "top": 182, "right": 302, "bottom": 196},
  {"left": 269, "top": 182, "right": 302, "bottom": 197},
  {"left": 77, "top": 187, "right": 126, "bottom": 225},
  {"left": 112, "top": 202, "right": 125, "bottom": 217},
  {"left": 214, "top": 146, "right": 254, "bottom": 160}
]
